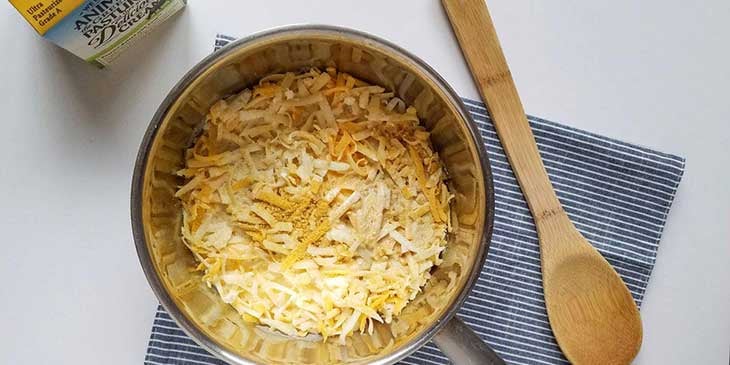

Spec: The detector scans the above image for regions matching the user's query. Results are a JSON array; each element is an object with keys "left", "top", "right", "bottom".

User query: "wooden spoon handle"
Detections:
[{"left": 442, "top": 0, "right": 563, "bottom": 221}]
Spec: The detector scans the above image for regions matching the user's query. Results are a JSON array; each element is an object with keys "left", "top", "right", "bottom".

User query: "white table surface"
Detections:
[{"left": 1, "top": 1, "right": 728, "bottom": 364}]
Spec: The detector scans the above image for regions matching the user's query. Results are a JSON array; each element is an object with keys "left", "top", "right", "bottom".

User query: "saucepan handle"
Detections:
[{"left": 432, "top": 316, "right": 506, "bottom": 365}]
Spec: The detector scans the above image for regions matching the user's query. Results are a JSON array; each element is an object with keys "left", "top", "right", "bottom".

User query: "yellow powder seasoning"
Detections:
[
  {"left": 9, "top": 0, "right": 186, "bottom": 67},
  {"left": 252, "top": 190, "right": 333, "bottom": 270}
]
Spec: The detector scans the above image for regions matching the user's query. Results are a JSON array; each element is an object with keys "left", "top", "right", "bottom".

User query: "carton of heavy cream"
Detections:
[{"left": 9, "top": 0, "right": 186, "bottom": 67}]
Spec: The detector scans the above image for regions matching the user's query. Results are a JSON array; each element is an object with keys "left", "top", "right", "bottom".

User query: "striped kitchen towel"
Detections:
[{"left": 143, "top": 34, "right": 686, "bottom": 365}]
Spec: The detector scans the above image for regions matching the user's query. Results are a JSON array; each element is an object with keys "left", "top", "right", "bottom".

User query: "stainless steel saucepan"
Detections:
[{"left": 131, "top": 25, "right": 500, "bottom": 365}]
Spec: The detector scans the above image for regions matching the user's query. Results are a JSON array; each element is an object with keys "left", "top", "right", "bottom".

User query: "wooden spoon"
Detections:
[{"left": 441, "top": 1, "right": 643, "bottom": 364}]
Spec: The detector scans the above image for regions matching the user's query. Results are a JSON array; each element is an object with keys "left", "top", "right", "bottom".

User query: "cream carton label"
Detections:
[{"left": 9, "top": 0, "right": 186, "bottom": 67}]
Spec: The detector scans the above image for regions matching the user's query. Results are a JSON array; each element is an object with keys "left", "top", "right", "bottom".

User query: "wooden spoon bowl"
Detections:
[{"left": 539, "top": 212, "right": 642, "bottom": 364}]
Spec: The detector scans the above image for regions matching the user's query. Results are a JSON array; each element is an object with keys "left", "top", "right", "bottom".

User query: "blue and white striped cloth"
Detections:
[{"left": 143, "top": 34, "right": 686, "bottom": 365}]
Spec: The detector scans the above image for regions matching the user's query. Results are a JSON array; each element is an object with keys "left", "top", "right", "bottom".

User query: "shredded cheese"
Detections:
[{"left": 176, "top": 68, "right": 452, "bottom": 342}]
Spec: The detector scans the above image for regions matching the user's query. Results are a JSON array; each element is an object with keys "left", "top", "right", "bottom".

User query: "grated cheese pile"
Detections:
[{"left": 175, "top": 68, "right": 452, "bottom": 343}]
